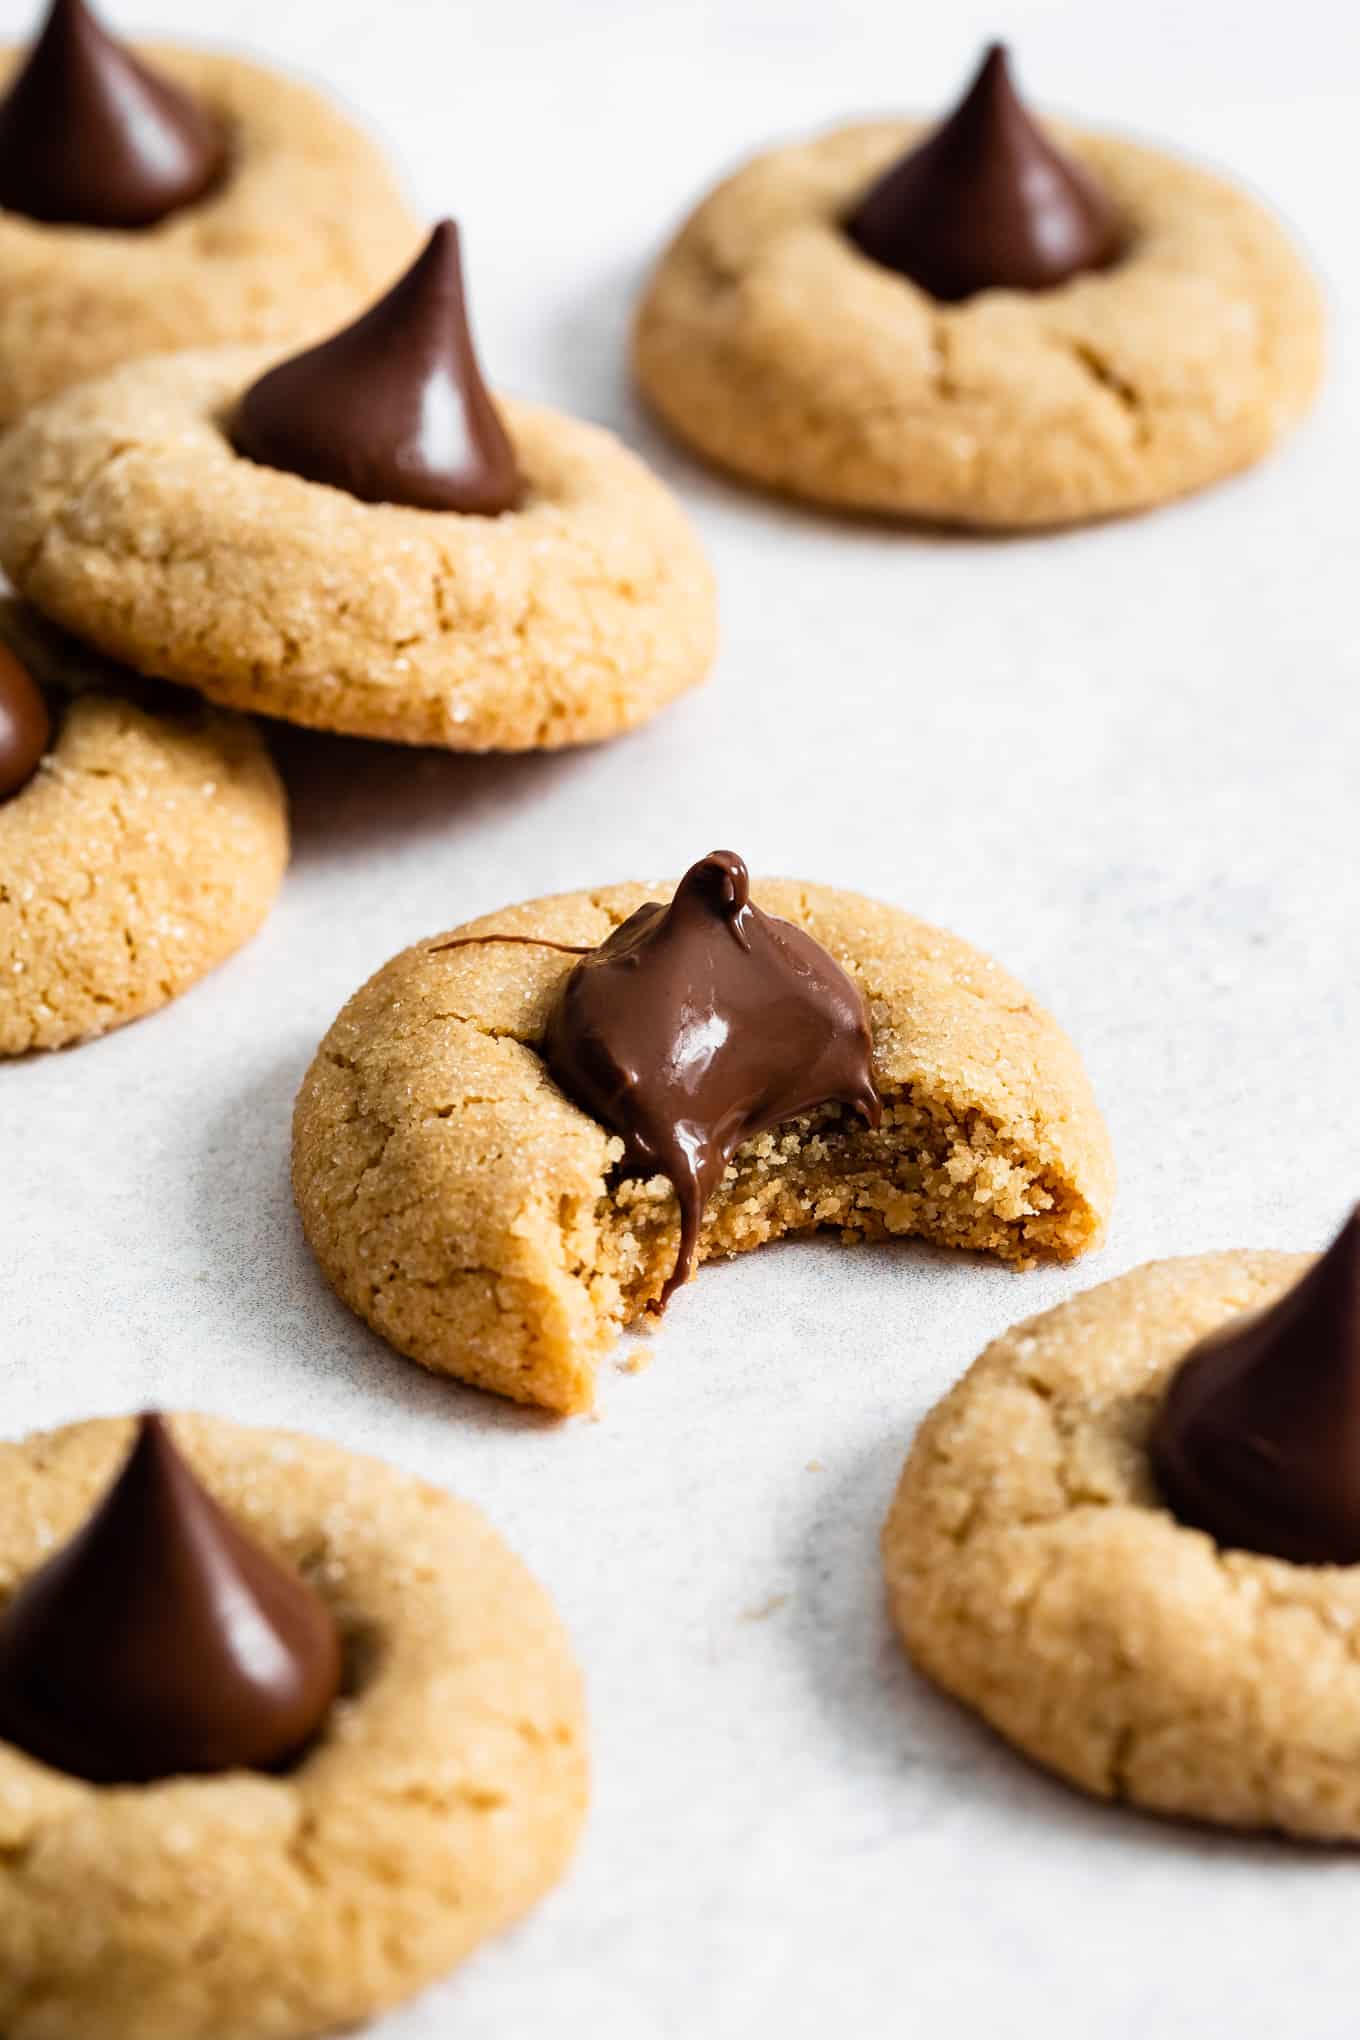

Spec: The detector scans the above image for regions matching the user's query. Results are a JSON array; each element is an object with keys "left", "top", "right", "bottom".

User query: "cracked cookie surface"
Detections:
[
  {"left": 0, "top": 606, "right": 287, "bottom": 1056},
  {"left": 634, "top": 121, "right": 1323, "bottom": 526},
  {"left": 880, "top": 1249, "right": 1360, "bottom": 1839},
  {"left": 293, "top": 877, "right": 1114, "bottom": 1415},
  {"left": 0, "top": 1412, "right": 588, "bottom": 2040},
  {"left": 0, "top": 46, "right": 420, "bottom": 428},
  {"left": 0, "top": 349, "right": 717, "bottom": 749}
]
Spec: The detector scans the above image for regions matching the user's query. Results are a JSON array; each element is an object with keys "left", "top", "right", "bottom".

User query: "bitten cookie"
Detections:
[
  {"left": 0, "top": 1412, "right": 588, "bottom": 2040},
  {"left": 0, "top": 604, "right": 288, "bottom": 1055},
  {"left": 634, "top": 57, "right": 1322, "bottom": 526},
  {"left": 0, "top": 15, "right": 419, "bottom": 425},
  {"left": 883, "top": 1242, "right": 1360, "bottom": 1839},
  {"left": 293, "top": 865, "right": 1114, "bottom": 1415}
]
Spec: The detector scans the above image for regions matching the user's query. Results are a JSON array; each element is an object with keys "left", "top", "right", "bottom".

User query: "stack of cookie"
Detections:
[
  {"left": 0, "top": 0, "right": 716, "bottom": 1058},
  {"left": 0, "top": 11, "right": 1345, "bottom": 2040}
]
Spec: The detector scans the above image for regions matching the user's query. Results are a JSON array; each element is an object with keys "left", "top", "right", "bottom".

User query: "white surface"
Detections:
[{"left": 3, "top": 0, "right": 1360, "bottom": 2033}]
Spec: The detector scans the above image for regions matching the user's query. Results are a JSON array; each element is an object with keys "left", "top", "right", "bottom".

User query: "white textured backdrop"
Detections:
[{"left": 2, "top": 0, "right": 1358, "bottom": 2032}]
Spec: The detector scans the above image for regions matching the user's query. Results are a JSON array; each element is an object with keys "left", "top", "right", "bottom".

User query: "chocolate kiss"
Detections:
[
  {"left": 845, "top": 43, "right": 1122, "bottom": 301},
  {"left": 0, "top": 0, "right": 227, "bottom": 230},
  {"left": 1150, "top": 1211, "right": 1360, "bottom": 1565},
  {"left": 231, "top": 220, "right": 523, "bottom": 515},
  {"left": 0, "top": 644, "right": 51, "bottom": 803},
  {"left": 0, "top": 1414, "right": 342, "bottom": 1784},
  {"left": 541, "top": 851, "right": 883, "bottom": 1307}
]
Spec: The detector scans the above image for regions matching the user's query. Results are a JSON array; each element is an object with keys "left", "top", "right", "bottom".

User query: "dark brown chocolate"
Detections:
[
  {"left": 0, "top": 0, "right": 226, "bottom": 230},
  {"left": 0, "top": 643, "right": 51, "bottom": 803},
  {"left": 845, "top": 43, "right": 1122, "bottom": 301},
  {"left": 0, "top": 1414, "right": 342, "bottom": 1784},
  {"left": 231, "top": 220, "right": 522, "bottom": 515},
  {"left": 541, "top": 851, "right": 883, "bottom": 1307},
  {"left": 1150, "top": 1211, "right": 1360, "bottom": 1565}
]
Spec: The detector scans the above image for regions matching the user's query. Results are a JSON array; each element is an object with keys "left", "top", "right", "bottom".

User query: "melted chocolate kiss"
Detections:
[
  {"left": 0, "top": 643, "right": 51, "bottom": 803},
  {"left": 845, "top": 43, "right": 1122, "bottom": 301},
  {"left": 0, "top": 0, "right": 226, "bottom": 230},
  {"left": 541, "top": 851, "right": 883, "bottom": 1307},
  {"left": 0, "top": 1414, "right": 342, "bottom": 1784},
  {"left": 1150, "top": 1211, "right": 1360, "bottom": 1565},
  {"left": 231, "top": 220, "right": 522, "bottom": 514}
]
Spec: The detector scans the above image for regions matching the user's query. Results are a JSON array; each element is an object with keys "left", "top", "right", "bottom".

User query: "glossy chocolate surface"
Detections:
[
  {"left": 232, "top": 219, "right": 522, "bottom": 514},
  {"left": 845, "top": 43, "right": 1122, "bottom": 301},
  {"left": 541, "top": 852, "right": 883, "bottom": 1306},
  {"left": 1150, "top": 1211, "right": 1360, "bottom": 1565},
  {"left": 0, "top": 0, "right": 226, "bottom": 230},
  {"left": 0, "top": 1414, "right": 342, "bottom": 1784},
  {"left": 0, "top": 644, "right": 52, "bottom": 803}
]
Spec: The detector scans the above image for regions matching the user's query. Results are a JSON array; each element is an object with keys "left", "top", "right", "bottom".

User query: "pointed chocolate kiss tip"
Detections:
[
  {"left": 0, "top": 1411, "right": 342, "bottom": 1784},
  {"left": 231, "top": 218, "right": 523, "bottom": 516},
  {"left": 678, "top": 848, "right": 750, "bottom": 916},
  {"left": 0, "top": 0, "right": 226, "bottom": 230},
  {"left": 845, "top": 40, "right": 1123, "bottom": 301},
  {"left": 1150, "top": 1207, "right": 1360, "bottom": 1565},
  {"left": 0, "top": 643, "right": 51, "bottom": 803},
  {"left": 541, "top": 851, "right": 883, "bottom": 1309}
]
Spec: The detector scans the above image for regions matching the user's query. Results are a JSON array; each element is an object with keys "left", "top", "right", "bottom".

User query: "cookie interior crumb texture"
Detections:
[
  {"left": 0, "top": 45, "right": 421, "bottom": 426},
  {"left": 293, "top": 879, "right": 1114, "bottom": 1415},
  {"left": 0, "top": 1413, "right": 589, "bottom": 2040},
  {"left": 0, "top": 606, "right": 288, "bottom": 1057},
  {"left": 0, "top": 349, "right": 717, "bottom": 750},
  {"left": 633, "top": 120, "right": 1324, "bottom": 526},
  {"left": 879, "top": 1249, "right": 1360, "bottom": 1841}
]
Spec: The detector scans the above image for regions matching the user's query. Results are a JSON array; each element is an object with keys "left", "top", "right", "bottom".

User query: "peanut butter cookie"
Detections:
[
  {"left": 0, "top": 603, "right": 287, "bottom": 1056},
  {"left": 0, "top": 1412, "right": 588, "bottom": 2039},
  {"left": 0, "top": 29, "right": 419, "bottom": 426},
  {"left": 634, "top": 112, "right": 1322, "bottom": 526},
  {"left": 882, "top": 1247, "right": 1360, "bottom": 1839},
  {"left": 293, "top": 870, "right": 1114, "bottom": 1415},
  {"left": 0, "top": 343, "right": 717, "bottom": 750}
]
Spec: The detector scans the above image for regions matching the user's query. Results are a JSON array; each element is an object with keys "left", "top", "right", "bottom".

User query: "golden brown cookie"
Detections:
[
  {"left": 293, "top": 876, "right": 1114, "bottom": 1415},
  {"left": 634, "top": 121, "right": 1323, "bottom": 526},
  {"left": 0, "top": 348, "right": 718, "bottom": 749},
  {"left": 879, "top": 1249, "right": 1360, "bottom": 1839},
  {"left": 0, "top": 1412, "right": 588, "bottom": 2040},
  {"left": 0, "top": 45, "right": 419, "bottom": 427},
  {"left": 0, "top": 604, "right": 287, "bottom": 1055}
]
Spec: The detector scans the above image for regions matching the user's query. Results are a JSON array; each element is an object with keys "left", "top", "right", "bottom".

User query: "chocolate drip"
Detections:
[
  {"left": 541, "top": 852, "right": 883, "bottom": 1306},
  {"left": 1150, "top": 1211, "right": 1360, "bottom": 1565},
  {"left": 0, "top": 0, "right": 226, "bottom": 230},
  {"left": 0, "top": 1414, "right": 342, "bottom": 1784},
  {"left": 429, "top": 934, "right": 595, "bottom": 957},
  {"left": 0, "top": 644, "right": 51, "bottom": 802},
  {"left": 232, "top": 220, "right": 522, "bottom": 515},
  {"left": 845, "top": 43, "right": 1122, "bottom": 301}
]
